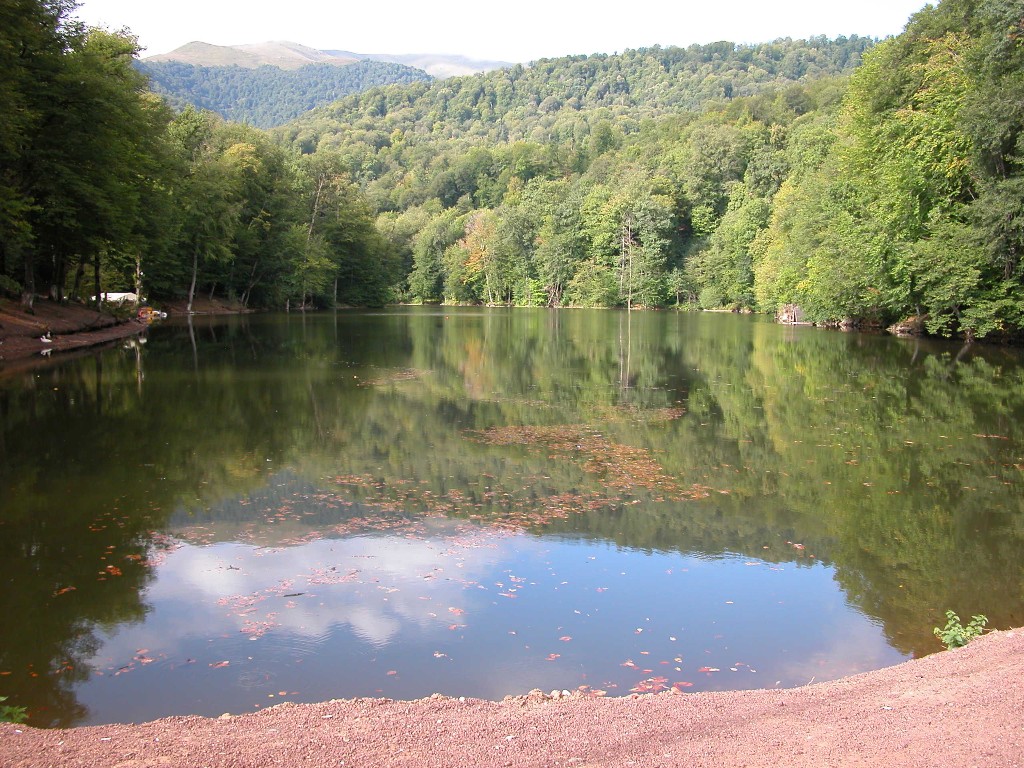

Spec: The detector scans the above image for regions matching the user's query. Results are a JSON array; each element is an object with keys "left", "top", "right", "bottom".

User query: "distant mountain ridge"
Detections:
[
  {"left": 143, "top": 41, "right": 510, "bottom": 78},
  {"left": 322, "top": 50, "right": 512, "bottom": 79},
  {"left": 144, "top": 40, "right": 357, "bottom": 69},
  {"left": 137, "top": 58, "right": 433, "bottom": 128}
]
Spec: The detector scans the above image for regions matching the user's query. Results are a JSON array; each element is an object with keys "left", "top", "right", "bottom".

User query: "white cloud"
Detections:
[
  {"left": 97, "top": 523, "right": 525, "bottom": 665},
  {"left": 75, "top": 0, "right": 929, "bottom": 62}
]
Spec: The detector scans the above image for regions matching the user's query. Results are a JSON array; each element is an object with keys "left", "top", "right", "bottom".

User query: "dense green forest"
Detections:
[
  {"left": 0, "top": 0, "right": 396, "bottom": 310},
  {"left": 137, "top": 60, "right": 433, "bottom": 128},
  {"left": 1, "top": 0, "right": 1022, "bottom": 340}
]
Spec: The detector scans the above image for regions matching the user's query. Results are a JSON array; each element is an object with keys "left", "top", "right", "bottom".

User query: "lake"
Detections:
[{"left": 1, "top": 307, "right": 1022, "bottom": 727}]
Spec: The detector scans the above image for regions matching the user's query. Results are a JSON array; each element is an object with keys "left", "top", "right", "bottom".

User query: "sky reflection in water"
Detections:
[
  {"left": 77, "top": 505, "right": 901, "bottom": 724},
  {"left": 5, "top": 308, "right": 1022, "bottom": 727}
]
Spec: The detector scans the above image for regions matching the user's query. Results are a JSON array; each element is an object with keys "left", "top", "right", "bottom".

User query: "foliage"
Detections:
[
  {"left": 0, "top": 275, "right": 21, "bottom": 297},
  {"left": 0, "top": 696, "right": 28, "bottom": 724},
  {"left": 933, "top": 610, "right": 989, "bottom": 649},
  {"left": 3, "top": 0, "right": 1023, "bottom": 333},
  {"left": 138, "top": 60, "right": 432, "bottom": 129},
  {"left": 750, "top": 0, "right": 1024, "bottom": 337},
  {"left": 0, "top": 4, "right": 170, "bottom": 309}
]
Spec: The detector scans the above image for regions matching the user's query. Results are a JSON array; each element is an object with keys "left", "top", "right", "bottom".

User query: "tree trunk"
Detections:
[
  {"left": 50, "top": 251, "right": 66, "bottom": 302},
  {"left": 71, "top": 258, "right": 86, "bottom": 302},
  {"left": 20, "top": 242, "right": 35, "bottom": 311},
  {"left": 92, "top": 252, "right": 101, "bottom": 309},
  {"left": 242, "top": 260, "right": 260, "bottom": 309},
  {"left": 187, "top": 247, "right": 199, "bottom": 313},
  {"left": 308, "top": 176, "right": 326, "bottom": 242},
  {"left": 134, "top": 252, "right": 143, "bottom": 304}
]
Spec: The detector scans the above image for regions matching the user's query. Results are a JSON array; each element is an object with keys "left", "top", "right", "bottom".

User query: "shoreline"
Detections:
[
  {"left": 1, "top": 629, "right": 1021, "bottom": 767},
  {"left": 0, "top": 297, "right": 246, "bottom": 373},
  {"left": 0, "top": 299, "right": 145, "bottom": 361}
]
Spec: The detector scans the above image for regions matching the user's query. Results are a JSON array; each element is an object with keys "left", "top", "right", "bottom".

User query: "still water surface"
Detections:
[{"left": 1, "top": 308, "right": 1022, "bottom": 726}]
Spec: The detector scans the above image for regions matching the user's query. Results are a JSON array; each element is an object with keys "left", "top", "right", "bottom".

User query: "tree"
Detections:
[
  {"left": 528, "top": 179, "right": 588, "bottom": 306},
  {"left": 408, "top": 208, "right": 463, "bottom": 302},
  {"left": 0, "top": 5, "right": 170, "bottom": 310},
  {"left": 163, "top": 108, "right": 243, "bottom": 312},
  {"left": 48, "top": 29, "right": 173, "bottom": 306},
  {"left": 689, "top": 184, "right": 770, "bottom": 309},
  {"left": 0, "top": 0, "right": 80, "bottom": 308},
  {"left": 579, "top": 170, "right": 673, "bottom": 308}
]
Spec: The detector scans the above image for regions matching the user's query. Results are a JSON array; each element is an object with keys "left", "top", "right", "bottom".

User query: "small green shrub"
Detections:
[
  {"left": 0, "top": 696, "right": 28, "bottom": 724},
  {"left": 933, "top": 610, "right": 988, "bottom": 650},
  {"left": 0, "top": 275, "right": 21, "bottom": 297}
]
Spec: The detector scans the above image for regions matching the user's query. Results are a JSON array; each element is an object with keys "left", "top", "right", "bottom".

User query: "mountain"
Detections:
[
  {"left": 274, "top": 36, "right": 875, "bottom": 213},
  {"left": 144, "top": 40, "right": 357, "bottom": 70},
  {"left": 138, "top": 40, "right": 511, "bottom": 127},
  {"left": 322, "top": 51, "right": 512, "bottom": 78},
  {"left": 282, "top": 36, "right": 876, "bottom": 150},
  {"left": 137, "top": 59, "right": 433, "bottom": 128},
  {"left": 143, "top": 41, "right": 510, "bottom": 78}
]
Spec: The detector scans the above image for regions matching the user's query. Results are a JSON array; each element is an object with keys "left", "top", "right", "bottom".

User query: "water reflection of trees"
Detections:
[
  {"left": 165, "top": 311, "right": 1024, "bottom": 654},
  {"left": 2, "top": 309, "right": 1023, "bottom": 723},
  {"left": 1, "top": 357, "right": 161, "bottom": 726}
]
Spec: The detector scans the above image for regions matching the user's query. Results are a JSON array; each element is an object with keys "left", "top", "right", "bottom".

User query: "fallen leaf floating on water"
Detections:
[
  {"left": 466, "top": 425, "right": 712, "bottom": 502},
  {"left": 356, "top": 368, "right": 430, "bottom": 387},
  {"left": 630, "top": 676, "right": 669, "bottom": 693}
]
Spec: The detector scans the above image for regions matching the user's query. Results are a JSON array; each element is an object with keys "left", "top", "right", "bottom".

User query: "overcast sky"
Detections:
[{"left": 75, "top": 0, "right": 931, "bottom": 63}]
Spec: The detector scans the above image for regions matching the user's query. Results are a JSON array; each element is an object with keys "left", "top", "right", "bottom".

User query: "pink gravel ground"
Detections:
[{"left": 3, "top": 628, "right": 1022, "bottom": 768}]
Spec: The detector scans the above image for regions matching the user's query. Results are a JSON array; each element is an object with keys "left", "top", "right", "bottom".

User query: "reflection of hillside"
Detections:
[
  {"left": 2, "top": 309, "right": 1023, "bottom": 725},
  {"left": 0, "top": 353, "right": 163, "bottom": 726},
  {"left": 143, "top": 311, "right": 1024, "bottom": 656}
]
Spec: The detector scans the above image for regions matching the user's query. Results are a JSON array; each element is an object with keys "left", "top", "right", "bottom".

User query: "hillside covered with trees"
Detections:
[
  {"left": 137, "top": 60, "right": 433, "bottom": 128},
  {"left": 2, "top": 0, "right": 1021, "bottom": 341}
]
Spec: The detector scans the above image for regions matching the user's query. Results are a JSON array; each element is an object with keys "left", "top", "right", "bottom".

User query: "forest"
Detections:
[
  {"left": 137, "top": 59, "right": 432, "bottom": 129},
  {"left": 1, "top": 0, "right": 1021, "bottom": 340}
]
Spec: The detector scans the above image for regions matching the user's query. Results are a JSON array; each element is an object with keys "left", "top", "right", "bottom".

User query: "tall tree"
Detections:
[
  {"left": 0, "top": 0, "right": 82, "bottom": 308},
  {"left": 163, "top": 108, "right": 243, "bottom": 313}
]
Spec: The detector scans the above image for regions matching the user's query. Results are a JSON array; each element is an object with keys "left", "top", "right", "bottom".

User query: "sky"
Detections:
[{"left": 75, "top": 0, "right": 931, "bottom": 63}]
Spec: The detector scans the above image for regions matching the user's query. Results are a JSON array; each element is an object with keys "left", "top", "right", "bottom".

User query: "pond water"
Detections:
[{"left": 1, "top": 308, "right": 1022, "bottom": 727}]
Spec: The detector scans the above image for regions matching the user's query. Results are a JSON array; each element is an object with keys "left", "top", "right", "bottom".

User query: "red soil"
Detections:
[
  {"left": 2, "top": 629, "right": 1021, "bottom": 768},
  {"left": 0, "top": 296, "right": 241, "bottom": 374}
]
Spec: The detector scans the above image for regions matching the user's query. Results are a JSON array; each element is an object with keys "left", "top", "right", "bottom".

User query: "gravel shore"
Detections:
[{"left": 3, "top": 629, "right": 1021, "bottom": 768}]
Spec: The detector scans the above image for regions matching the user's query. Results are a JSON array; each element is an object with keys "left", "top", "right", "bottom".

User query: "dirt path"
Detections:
[{"left": 2, "top": 629, "right": 1021, "bottom": 768}]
